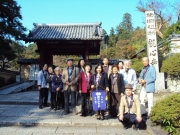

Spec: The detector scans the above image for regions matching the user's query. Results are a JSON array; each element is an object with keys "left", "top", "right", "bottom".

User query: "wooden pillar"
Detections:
[
  {"left": 85, "top": 43, "right": 89, "bottom": 61},
  {"left": 39, "top": 49, "right": 44, "bottom": 67}
]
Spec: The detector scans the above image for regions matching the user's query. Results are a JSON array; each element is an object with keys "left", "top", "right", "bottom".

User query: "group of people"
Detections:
[{"left": 37, "top": 56, "right": 156, "bottom": 130}]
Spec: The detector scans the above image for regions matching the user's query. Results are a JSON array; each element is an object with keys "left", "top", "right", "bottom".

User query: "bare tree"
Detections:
[{"left": 136, "top": 0, "right": 172, "bottom": 38}]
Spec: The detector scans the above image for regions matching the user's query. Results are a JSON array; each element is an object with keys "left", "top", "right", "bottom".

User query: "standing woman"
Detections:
[
  {"left": 91, "top": 63, "right": 109, "bottom": 120},
  {"left": 78, "top": 59, "right": 85, "bottom": 72},
  {"left": 47, "top": 66, "right": 55, "bottom": 109},
  {"left": 117, "top": 61, "right": 124, "bottom": 75},
  {"left": 78, "top": 62, "right": 93, "bottom": 116},
  {"left": 109, "top": 64, "right": 125, "bottom": 117},
  {"left": 52, "top": 67, "right": 63, "bottom": 111}
]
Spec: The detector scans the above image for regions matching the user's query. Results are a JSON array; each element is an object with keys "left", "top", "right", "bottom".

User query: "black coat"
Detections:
[
  {"left": 91, "top": 72, "right": 109, "bottom": 90},
  {"left": 108, "top": 73, "right": 124, "bottom": 95}
]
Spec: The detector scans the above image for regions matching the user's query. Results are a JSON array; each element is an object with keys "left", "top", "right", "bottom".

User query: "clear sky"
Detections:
[
  {"left": 16, "top": 0, "right": 176, "bottom": 45},
  {"left": 17, "top": 0, "right": 144, "bottom": 34}
]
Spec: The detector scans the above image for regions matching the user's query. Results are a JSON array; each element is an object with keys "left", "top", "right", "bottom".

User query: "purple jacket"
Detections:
[{"left": 52, "top": 74, "right": 63, "bottom": 92}]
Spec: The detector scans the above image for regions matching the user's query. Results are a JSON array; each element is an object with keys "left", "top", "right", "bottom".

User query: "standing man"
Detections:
[
  {"left": 122, "top": 60, "right": 137, "bottom": 92},
  {"left": 102, "top": 57, "right": 111, "bottom": 77},
  {"left": 139, "top": 57, "right": 156, "bottom": 115},
  {"left": 61, "top": 58, "right": 79, "bottom": 115},
  {"left": 102, "top": 57, "right": 111, "bottom": 113},
  {"left": 37, "top": 64, "right": 48, "bottom": 109}
]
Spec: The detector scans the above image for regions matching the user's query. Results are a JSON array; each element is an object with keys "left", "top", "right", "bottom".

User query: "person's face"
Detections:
[
  {"left": 43, "top": 64, "right": 48, "bottom": 70},
  {"left": 67, "top": 60, "right": 73, "bottom": 67},
  {"left": 80, "top": 60, "right": 85, "bottom": 67},
  {"left": 55, "top": 69, "right": 60, "bottom": 75},
  {"left": 142, "top": 58, "right": 149, "bottom": 66},
  {"left": 112, "top": 67, "right": 118, "bottom": 74},
  {"left": 103, "top": 58, "right": 109, "bottom": 65},
  {"left": 85, "top": 65, "right": 90, "bottom": 72},
  {"left": 125, "top": 89, "right": 132, "bottom": 96},
  {"left": 48, "top": 67, "right": 53, "bottom": 73},
  {"left": 96, "top": 66, "right": 102, "bottom": 74},
  {"left": 118, "top": 62, "right": 123, "bottom": 69},
  {"left": 124, "top": 62, "right": 130, "bottom": 70}
]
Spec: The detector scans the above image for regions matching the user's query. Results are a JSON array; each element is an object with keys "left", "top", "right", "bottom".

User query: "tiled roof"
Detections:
[
  {"left": 17, "top": 59, "right": 40, "bottom": 64},
  {"left": 25, "top": 22, "right": 104, "bottom": 42}
]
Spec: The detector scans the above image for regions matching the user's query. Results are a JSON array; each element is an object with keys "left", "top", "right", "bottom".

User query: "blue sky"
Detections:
[
  {"left": 17, "top": 0, "right": 144, "bottom": 34},
  {"left": 16, "top": 0, "right": 176, "bottom": 45}
]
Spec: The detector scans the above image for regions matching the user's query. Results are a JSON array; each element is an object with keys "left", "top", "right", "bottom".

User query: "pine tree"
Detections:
[
  {"left": 108, "top": 27, "right": 117, "bottom": 47},
  {"left": 0, "top": 0, "right": 26, "bottom": 60}
]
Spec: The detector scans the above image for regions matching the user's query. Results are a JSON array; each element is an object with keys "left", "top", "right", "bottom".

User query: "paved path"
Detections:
[
  {"left": 0, "top": 90, "right": 153, "bottom": 135},
  {"left": 0, "top": 82, "right": 35, "bottom": 95}
]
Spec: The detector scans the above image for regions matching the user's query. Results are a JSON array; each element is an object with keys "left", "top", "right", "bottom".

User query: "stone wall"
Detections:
[{"left": 166, "top": 77, "right": 180, "bottom": 92}]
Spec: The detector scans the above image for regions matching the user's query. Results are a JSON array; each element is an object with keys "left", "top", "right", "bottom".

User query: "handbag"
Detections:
[{"left": 77, "top": 93, "right": 84, "bottom": 106}]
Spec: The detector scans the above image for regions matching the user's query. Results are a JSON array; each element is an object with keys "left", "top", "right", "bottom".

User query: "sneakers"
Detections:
[{"left": 39, "top": 106, "right": 43, "bottom": 109}]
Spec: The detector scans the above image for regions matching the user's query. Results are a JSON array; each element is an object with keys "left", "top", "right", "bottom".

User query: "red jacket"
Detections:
[{"left": 78, "top": 72, "right": 92, "bottom": 93}]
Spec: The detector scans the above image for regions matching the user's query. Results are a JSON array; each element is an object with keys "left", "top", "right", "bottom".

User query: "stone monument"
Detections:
[{"left": 145, "top": 11, "right": 165, "bottom": 91}]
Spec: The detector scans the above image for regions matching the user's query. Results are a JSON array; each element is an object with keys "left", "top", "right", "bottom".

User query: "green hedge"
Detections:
[
  {"left": 161, "top": 54, "right": 180, "bottom": 77},
  {"left": 150, "top": 94, "right": 180, "bottom": 134}
]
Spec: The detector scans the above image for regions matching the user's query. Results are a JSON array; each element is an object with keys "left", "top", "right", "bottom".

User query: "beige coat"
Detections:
[
  {"left": 118, "top": 94, "right": 141, "bottom": 117},
  {"left": 61, "top": 67, "right": 79, "bottom": 91}
]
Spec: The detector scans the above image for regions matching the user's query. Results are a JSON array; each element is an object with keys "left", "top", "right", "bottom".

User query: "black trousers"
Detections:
[
  {"left": 51, "top": 92, "right": 57, "bottom": 109},
  {"left": 39, "top": 88, "right": 48, "bottom": 107},
  {"left": 81, "top": 93, "right": 90, "bottom": 115},
  {"left": 120, "top": 113, "right": 140, "bottom": 128},
  {"left": 64, "top": 88, "right": 76, "bottom": 113},
  {"left": 57, "top": 91, "right": 64, "bottom": 109},
  {"left": 43, "top": 88, "right": 48, "bottom": 106}
]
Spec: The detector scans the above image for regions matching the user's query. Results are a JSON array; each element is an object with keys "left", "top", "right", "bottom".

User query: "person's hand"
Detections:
[
  {"left": 119, "top": 115, "right": 124, "bottom": 121},
  {"left": 141, "top": 80, "right": 146, "bottom": 84},
  {"left": 79, "top": 90, "right": 82, "bottom": 93},
  {"left": 105, "top": 87, "right": 109, "bottom": 92},
  {"left": 65, "top": 82, "right": 69, "bottom": 85},
  {"left": 69, "top": 82, "right": 72, "bottom": 86},
  {"left": 38, "top": 86, "right": 41, "bottom": 90},
  {"left": 136, "top": 116, "right": 142, "bottom": 122},
  {"left": 121, "top": 93, "right": 124, "bottom": 97},
  {"left": 91, "top": 85, "right": 95, "bottom": 89},
  {"left": 56, "top": 88, "right": 60, "bottom": 91},
  {"left": 138, "top": 79, "right": 142, "bottom": 84}
]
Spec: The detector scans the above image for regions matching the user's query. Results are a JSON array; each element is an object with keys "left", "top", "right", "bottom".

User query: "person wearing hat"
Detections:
[
  {"left": 78, "top": 62, "right": 93, "bottom": 116},
  {"left": 118, "top": 84, "right": 142, "bottom": 130},
  {"left": 61, "top": 58, "right": 79, "bottom": 115}
]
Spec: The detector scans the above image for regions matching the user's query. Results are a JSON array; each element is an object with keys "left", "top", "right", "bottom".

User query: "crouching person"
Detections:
[
  {"left": 118, "top": 84, "right": 142, "bottom": 130},
  {"left": 52, "top": 67, "right": 63, "bottom": 111}
]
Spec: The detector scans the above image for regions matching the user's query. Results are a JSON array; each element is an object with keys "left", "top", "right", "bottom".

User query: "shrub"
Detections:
[
  {"left": 150, "top": 94, "right": 180, "bottom": 135},
  {"left": 131, "top": 58, "right": 143, "bottom": 77},
  {"left": 161, "top": 54, "right": 180, "bottom": 77}
]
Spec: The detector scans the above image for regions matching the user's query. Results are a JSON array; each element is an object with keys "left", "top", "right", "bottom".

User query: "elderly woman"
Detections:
[
  {"left": 91, "top": 63, "right": 109, "bottom": 120},
  {"left": 52, "top": 67, "right": 63, "bottom": 111},
  {"left": 78, "top": 62, "right": 93, "bottom": 116},
  {"left": 109, "top": 64, "right": 124, "bottom": 117}
]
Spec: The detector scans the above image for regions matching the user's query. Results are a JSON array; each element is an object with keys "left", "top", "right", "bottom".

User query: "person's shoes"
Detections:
[
  {"left": 123, "top": 126, "right": 128, "bottom": 130},
  {"left": 53, "top": 108, "right": 57, "bottom": 111},
  {"left": 39, "top": 106, "right": 43, "bottom": 109},
  {"left": 57, "top": 106, "right": 60, "bottom": 110},
  {"left": 64, "top": 112, "right": 68, "bottom": 115},
  {"left": 133, "top": 125, "right": 138, "bottom": 130},
  {"left": 96, "top": 115, "right": 100, "bottom": 120},
  {"left": 100, "top": 115, "right": 104, "bottom": 120},
  {"left": 73, "top": 112, "right": 77, "bottom": 115}
]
